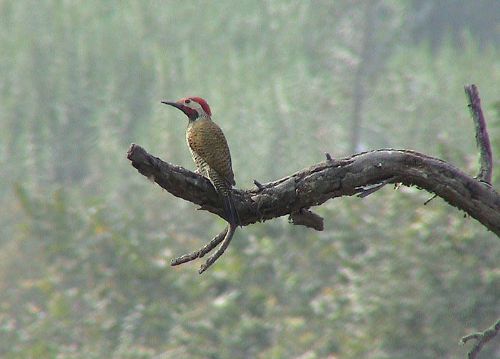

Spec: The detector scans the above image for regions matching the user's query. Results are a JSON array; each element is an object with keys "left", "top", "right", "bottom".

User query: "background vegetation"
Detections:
[{"left": 0, "top": 1, "right": 499, "bottom": 358}]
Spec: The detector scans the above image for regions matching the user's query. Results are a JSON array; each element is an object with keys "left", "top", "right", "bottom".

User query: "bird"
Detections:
[{"left": 161, "top": 97, "right": 239, "bottom": 227}]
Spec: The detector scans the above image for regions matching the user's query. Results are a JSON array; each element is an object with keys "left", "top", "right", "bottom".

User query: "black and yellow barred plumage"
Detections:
[{"left": 187, "top": 116, "right": 239, "bottom": 226}]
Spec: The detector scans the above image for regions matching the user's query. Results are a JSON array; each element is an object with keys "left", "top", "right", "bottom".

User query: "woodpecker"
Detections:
[{"left": 162, "top": 97, "right": 239, "bottom": 227}]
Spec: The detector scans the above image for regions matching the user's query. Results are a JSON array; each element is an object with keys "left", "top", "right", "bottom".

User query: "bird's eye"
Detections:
[{"left": 185, "top": 99, "right": 191, "bottom": 104}]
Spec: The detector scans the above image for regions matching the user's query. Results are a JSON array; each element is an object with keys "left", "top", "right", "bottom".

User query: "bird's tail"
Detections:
[
  {"left": 222, "top": 192, "right": 240, "bottom": 227},
  {"left": 209, "top": 170, "right": 240, "bottom": 227}
]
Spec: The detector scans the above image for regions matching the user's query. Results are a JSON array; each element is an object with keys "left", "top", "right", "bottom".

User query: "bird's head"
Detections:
[{"left": 162, "top": 96, "right": 212, "bottom": 121}]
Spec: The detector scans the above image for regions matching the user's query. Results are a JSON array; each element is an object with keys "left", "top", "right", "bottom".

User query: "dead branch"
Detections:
[
  {"left": 461, "top": 318, "right": 500, "bottom": 359},
  {"left": 127, "top": 145, "right": 500, "bottom": 237},
  {"left": 289, "top": 209, "right": 324, "bottom": 231},
  {"left": 465, "top": 84, "right": 493, "bottom": 184}
]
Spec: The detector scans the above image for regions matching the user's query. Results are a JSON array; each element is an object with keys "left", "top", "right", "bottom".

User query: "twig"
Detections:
[
  {"left": 198, "top": 224, "right": 237, "bottom": 274},
  {"left": 289, "top": 209, "right": 324, "bottom": 231},
  {"left": 253, "top": 179, "right": 265, "bottom": 190},
  {"left": 465, "top": 84, "right": 493, "bottom": 184},
  {"left": 171, "top": 225, "right": 238, "bottom": 274},
  {"left": 171, "top": 227, "right": 228, "bottom": 266},
  {"left": 461, "top": 318, "right": 500, "bottom": 359},
  {"left": 424, "top": 193, "right": 437, "bottom": 205}
]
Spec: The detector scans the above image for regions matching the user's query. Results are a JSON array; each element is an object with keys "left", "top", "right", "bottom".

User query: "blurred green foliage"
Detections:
[{"left": 0, "top": 1, "right": 499, "bottom": 358}]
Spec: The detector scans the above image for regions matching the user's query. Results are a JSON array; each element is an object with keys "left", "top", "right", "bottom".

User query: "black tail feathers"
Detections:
[{"left": 222, "top": 192, "right": 240, "bottom": 227}]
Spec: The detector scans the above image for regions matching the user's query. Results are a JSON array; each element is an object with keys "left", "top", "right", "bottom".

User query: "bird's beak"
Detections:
[
  {"left": 161, "top": 101, "right": 182, "bottom": 110},
  {"left": 162, "top": 100, "right": 198, "bottom": 120}
]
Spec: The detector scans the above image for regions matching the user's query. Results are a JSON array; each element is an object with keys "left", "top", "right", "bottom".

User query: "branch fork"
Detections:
[{"left": 461, "top": 319, "right": 500, "bottom": 359}]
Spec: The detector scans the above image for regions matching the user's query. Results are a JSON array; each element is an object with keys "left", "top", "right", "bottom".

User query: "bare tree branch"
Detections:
[
  {"left": 461, "top": 318, "right": 500, "bottom": 359},
  {"left": 170, "top": 227, "right": 228, "bottom": 266},
  {"left": 289, "top": 209, "right": 324, "bottom": 231},
  {"left": 465, "top": 84, "right": 493, "bottom": 184},
  {"left": 128, "top": 145, "right": 500, "bottom": 237}
]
